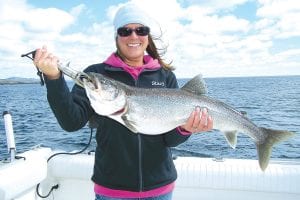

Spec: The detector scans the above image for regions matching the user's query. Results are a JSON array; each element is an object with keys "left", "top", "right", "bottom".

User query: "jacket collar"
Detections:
[{"left": 103, "top": 53, "right": 161, "bottom": 80}]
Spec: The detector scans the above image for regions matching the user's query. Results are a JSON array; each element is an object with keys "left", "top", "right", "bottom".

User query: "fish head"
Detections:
[{"left": 83, "top": 73, "right": 127, "bottom": 116}]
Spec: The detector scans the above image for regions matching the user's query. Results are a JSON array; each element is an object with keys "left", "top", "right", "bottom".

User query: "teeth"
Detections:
[{"left": 128, "top": 43, "right": 140, "bottom": 47}]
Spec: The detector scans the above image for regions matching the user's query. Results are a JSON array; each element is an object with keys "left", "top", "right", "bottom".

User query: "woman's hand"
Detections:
[
  {"left": 33, "top": 46, "right": 61, "bottom": 80},
  {"left": 180, "top": 107, "right": 213, "bottom": 134}
]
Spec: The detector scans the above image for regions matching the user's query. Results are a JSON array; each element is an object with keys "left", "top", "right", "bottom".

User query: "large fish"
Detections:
[
  {"left": 19, "top": 50, "right": 294, "bottom": 171},
  {"left": 82, "top": 73, "right": 293, "bottom": 171}
]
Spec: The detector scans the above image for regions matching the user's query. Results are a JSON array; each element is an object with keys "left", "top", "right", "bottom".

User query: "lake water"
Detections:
[{"left": 0, "top": 76, "right": 299, "bottom": 161}]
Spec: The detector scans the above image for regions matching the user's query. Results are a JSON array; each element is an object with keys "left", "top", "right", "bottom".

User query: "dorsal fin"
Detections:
[{"left": 181, "top": 74, "right": 207, "bottom": 95}]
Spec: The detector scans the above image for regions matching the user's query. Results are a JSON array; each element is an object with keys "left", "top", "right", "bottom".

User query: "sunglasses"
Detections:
[{"left": 117, "top": 26, "right": 150, "bottom": 37}]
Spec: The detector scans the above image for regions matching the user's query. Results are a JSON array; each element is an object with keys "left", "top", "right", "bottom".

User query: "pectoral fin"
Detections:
[{"left": 121, "top": 115, "right": 139, "bottom": 133}]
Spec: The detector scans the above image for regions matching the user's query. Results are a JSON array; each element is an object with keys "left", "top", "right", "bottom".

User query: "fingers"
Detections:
[
  {"left": 33, "top": 46, "right": 60, "bottom": 79},
  {"left": 34, "top": 45, "right": 47, "bottom": 65},
  {"left": 185, "top": 108, "right": 197, "bottom": 129},
  {"left": 191, "top": 107, "right": 201, "bottom": 129},
  {"left": 192, "top": 107, "right": 210, "bottom": 132},
  {"left": 198, "top": 108, "right": 213, "bottom": 132},
  {"left": 206, "top": 115, "right": 213, "bottom": 131},
  {"left": 180, "top": 107, "right": 213, "bottom": 133}
]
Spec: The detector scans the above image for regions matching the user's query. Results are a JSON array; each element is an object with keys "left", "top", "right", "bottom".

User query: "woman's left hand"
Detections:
[{"left": 180, "top": 107, "right": 213, "bottom": 133}]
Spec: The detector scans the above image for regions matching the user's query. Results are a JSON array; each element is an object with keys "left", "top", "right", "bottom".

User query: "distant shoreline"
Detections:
[
  {"left": 0, "top": 82, "right": 40, "bottom": 85},
  {"left": 0, "top": 75, "right": 298, "bottom": 85},
  {"left": 0, "top": 78, "right": 40, "bottom": 85}
]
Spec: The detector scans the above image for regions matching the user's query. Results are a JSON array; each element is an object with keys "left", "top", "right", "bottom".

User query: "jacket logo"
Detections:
[{"left": 151, "top": 81, "right": 165, "bottom": 87}]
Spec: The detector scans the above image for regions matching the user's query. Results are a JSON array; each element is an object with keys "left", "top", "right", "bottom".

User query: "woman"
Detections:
[{"left": 34, "top": 3, "right": 213, "bottom": 200}]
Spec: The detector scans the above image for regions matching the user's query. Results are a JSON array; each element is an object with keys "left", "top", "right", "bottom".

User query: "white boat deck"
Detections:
[{"left": 1, "top": 147, "right": 300, "bottom": 200}]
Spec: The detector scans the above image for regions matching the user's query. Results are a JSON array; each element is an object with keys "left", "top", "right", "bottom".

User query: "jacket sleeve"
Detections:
[
  {"left": 162, "top": 71, "right": 191, "bottom": 147},
  {"left": 45, "top": 75, "right": 94, "bottom": 132}
]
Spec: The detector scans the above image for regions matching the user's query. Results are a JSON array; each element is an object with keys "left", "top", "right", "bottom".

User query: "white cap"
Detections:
[{"left": 113, "top": 3, "right": 153, "bottom": 32}]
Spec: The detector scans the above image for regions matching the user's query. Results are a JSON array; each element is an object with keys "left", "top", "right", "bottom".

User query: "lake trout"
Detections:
[
  {"left": 82, "top": 73, "right": 293, "bottom": 171},
  {"left": 19, "top": 50, "right": 294, "bottom": 171}
]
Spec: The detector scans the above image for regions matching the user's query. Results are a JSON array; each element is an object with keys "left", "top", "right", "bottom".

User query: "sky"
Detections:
[{"left": 0, "top": 0, "right": 300, "bottom": 79}]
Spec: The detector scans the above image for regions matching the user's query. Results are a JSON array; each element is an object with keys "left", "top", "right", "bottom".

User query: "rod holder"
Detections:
[{"left": 3, "top": 111, "right": 16, "bottom": 162}]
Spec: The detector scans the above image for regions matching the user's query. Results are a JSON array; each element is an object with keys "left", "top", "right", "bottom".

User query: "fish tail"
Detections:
[{"left": 256, "top": 127, "right": 294, "bottom": 171}]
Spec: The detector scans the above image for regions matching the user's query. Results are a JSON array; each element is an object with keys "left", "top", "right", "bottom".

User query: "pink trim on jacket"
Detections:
[
  {"left": 94, "top": 182, "right": 175, "bottom": 198},
  {"left": 104, "top": 53, "right": 161, "bottom": 80},
  {"left": 176, "top": 127, "right": 192, "bottom": 135}
]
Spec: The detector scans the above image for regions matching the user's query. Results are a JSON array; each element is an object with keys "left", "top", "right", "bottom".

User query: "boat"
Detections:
[
  {"left": 1, "top": 147, "right": 300, "bottom": 200},
  {"left": 1, "top": 112, "right": 300, "bottom": 200}
]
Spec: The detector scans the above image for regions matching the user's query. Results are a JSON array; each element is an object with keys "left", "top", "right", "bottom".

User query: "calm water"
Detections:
[{"left": 0, "top": 76, "right": 299, "bottom": 161}]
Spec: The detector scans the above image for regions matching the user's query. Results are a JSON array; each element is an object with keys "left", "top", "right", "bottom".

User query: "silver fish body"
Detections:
[{"left": 83, "top": 72, "right": 293, "bottom": 171}]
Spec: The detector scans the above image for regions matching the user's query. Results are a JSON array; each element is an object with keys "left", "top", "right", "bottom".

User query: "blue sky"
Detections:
[{"left": 0, "top": 0, "right": 299, "bottom": 78}]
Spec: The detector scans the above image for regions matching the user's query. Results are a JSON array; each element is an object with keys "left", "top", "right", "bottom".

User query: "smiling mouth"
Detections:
[{"left": 127, "top": 43, "right": 141, "bottom": 47}]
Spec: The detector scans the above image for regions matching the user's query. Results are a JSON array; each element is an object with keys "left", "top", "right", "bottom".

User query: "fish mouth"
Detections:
[
  {"left": 83, "top": 75, "right": 99, "bottom": 90},
  {"left": 92, "top": 79, "right": 99, "bottom": 90},
  {"left": 78, "top": 73, "right": 97, "bottom": 89}
]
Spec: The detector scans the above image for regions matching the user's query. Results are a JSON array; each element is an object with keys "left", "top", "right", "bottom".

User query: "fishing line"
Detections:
[
  {"left": 21, "top": 50, "right": 45, "bottom": 86},
  {"left": 20, "top": 50, "right": 98, "bottom": 197},
  {"left": 35, "top": 126, "right": 94, "bottom": 198}
]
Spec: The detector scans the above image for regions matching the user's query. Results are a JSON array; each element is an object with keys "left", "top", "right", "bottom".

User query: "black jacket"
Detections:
[{"left": 45, "top": 63, "right": 190, "bottom": 192}]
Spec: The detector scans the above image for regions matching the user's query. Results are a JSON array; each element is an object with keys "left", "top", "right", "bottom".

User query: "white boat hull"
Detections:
[{"left": 1, "top": 147, "right": 300, "bottom": 200}]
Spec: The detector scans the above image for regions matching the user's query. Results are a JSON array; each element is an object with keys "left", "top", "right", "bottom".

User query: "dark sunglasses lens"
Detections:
[
  {"left": 117, "top": 27, "right": 132, "bottom": 37},
  {"left": 135, "top": 27, "right": 150, "bottom": 36},
  {"left": 117, "top": 26, "right": 150, "bottom": 37}
]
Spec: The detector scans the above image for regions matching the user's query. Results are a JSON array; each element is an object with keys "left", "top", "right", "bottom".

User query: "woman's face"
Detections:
[{"left": 116, "top": 23, "right": 149, "bottom": 66}]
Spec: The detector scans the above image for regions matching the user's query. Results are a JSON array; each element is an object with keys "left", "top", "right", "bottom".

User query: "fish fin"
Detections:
[
  {"left": 181, "top": 74, "right": 207, "bottom": 95},
  {"left": 256, "top": 127, "right": 294, "bottom": 171},
  {"left": 223, "top": 131, "right": 238, "bottom": 149},
  {"left": 121, "top": 115, "right": 139, "bottom": 133}
]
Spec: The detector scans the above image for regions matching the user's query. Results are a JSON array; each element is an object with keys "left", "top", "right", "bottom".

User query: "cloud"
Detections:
[
  {"left": 257, "top": 0, "right": 300, "bottom": 38},
  {"left": 0, "top": 0, "right": 29, "bottom": 22},
  {"left": 24, "top": 8, "right": 74, "bottom": 33},
  {"left": 257, "top": 0, "right": 300, "bottom": 17},
  {"left": 70, "top": 4, "right": 87, "bottom": 18},
  {"left": 0, "top": 0, "right": 299, "bottom": 79},
  {"left": 0, "top": 0, "right": 75, "bottom": 53},
  {"left": 135, "top": 0, "right": 300, "bottom": 78},
  {"left": 128, "top": 0, "right": 254, "bottom": 77},
  {"left": 0, "top": 0, "right": 74, "bottom": 33},
  {"left": 0, "top": 0, "right": 79, "bottom": 78},
  {"left": 181, "top": 0, "right": 250, "bottom": 12}
]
